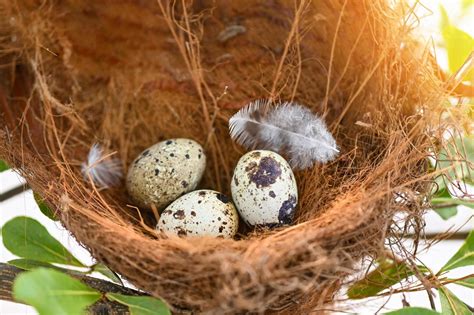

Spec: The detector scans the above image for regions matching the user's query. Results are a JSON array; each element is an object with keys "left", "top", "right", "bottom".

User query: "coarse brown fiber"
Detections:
[{"left": 0, "top": 0, "right": 447, "bottom": 313}]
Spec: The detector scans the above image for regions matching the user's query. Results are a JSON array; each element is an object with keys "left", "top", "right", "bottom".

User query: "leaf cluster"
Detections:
[
  {"left": 1, "top": 207, "right": 170, "bottom": 315},
  {"left": 347, "top": 231, "right": 474, "bottom": 314}
]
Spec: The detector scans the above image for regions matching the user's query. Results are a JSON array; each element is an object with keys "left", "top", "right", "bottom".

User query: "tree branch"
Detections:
[{"left": 0, "top": 262, "right": 146, "bottom": 314}]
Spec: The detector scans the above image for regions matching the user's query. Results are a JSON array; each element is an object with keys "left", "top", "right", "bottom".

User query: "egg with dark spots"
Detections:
[
  {"left": 231, "top": 150, "right": 298, "bottom": 226},
  {"left": 157, "top": 190, "right": 239, "bottom": 238},
  {"left": 126, "top": 138, "right": 206, "bottom": 209}
]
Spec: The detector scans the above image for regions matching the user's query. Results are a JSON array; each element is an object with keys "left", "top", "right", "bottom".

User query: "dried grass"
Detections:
[{"left": 0, "top": 0, "right": 451, "bottom": 313}]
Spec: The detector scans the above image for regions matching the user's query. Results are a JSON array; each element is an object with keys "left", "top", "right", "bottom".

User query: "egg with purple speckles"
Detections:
[
  {"left": 127, "top": 139, "right": 206, "bottom": 209},
  {"left": 231, "top": 150, "right": 298, "bottom": 226},
  {"left": 157, "top": 190, "right": 239, "bottom": 238}
]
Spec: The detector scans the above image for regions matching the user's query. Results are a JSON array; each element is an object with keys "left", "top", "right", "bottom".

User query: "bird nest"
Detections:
[{"left": 0, "top": 0, "right": 445, "bottom": 313}]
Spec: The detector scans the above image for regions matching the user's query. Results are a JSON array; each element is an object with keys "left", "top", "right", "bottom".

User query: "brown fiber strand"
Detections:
[{"left": 0, "top": 0, "right": 464, "bottom": 314}]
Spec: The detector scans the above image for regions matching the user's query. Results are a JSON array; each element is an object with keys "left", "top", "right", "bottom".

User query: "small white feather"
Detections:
[
  {"left": 81, "top": 143, "right": 123, "bottom": 189},
  {"left": 229, "top": 100, "right": 339, "bottom": 169}
]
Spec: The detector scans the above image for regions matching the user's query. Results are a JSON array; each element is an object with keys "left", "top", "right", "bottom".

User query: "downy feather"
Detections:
[
  {"left": 229, "top": 100, "right": 339, "bottom": 169},
  {"left": 81, "top": 143, "right": 123, "bottom": 189}
]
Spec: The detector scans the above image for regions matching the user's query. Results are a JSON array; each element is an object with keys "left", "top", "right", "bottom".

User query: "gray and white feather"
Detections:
[
  {"left": 81, "top": 143, "right": 123, "bottom": 189},
  {"left": 229, "top": 100, "right": 339, "bottom": 169}
]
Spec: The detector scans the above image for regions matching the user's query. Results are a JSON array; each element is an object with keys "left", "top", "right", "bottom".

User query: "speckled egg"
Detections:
[
  {"left": 126, "top": 139, "right": 206, "bottom": 209},
  {"left": 231, "top": 150, "right": 298, "bottom": 226},
  {"left": 157, "top": 190, "right": 239, "bottom": 238}
]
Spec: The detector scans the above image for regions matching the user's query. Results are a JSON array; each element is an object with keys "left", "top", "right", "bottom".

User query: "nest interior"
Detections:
[{"left": 0, "top": 0, "right": 443, "bottom": 313}]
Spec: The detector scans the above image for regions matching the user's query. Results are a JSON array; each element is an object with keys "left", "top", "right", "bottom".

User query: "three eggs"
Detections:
[{"left": 127, "top": 138, "right": 298, "bottom": 238}]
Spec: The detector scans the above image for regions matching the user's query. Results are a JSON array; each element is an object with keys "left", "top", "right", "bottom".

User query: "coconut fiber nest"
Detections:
[{"left": 0, "top": 0, "right": 444, "bottom": 313}]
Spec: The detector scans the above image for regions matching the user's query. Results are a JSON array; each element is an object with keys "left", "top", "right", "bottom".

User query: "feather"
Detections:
[
  {"left": 229, "top": 100, "right": 339, "bottom": 169},
  {"left": 81, "top": 143, "right": 123, "bottom": 189}
]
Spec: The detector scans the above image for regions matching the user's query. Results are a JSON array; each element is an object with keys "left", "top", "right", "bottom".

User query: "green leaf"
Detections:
[
  {"left": 440, "top": 6, "right": 474, "bottom": 83},
  {"left": 431, "top": 187, "right": 474, "bottom": 220},
  {"left": 441, "top": 230, "right": 474, "bottom": 272},
  {"left": 33, "top": 193, "right": 58, "bottom": 221},
  {"left": 431, "top": 135, "right": 474, "bottom": 220},
  {"left": 461, "top": 0, "right": 473, "bottom": 12},
  {"left": 431, "top": 188, "right": 458, "bottom": 220},
  {"left": 433, "top": 205, "right": 458, "bottom": 220},
  {"left": 347, "top": 259, "right": 427, "bottom": 299},
  {"left": 106, "top": 293, "right": 170, "bottom": 315},
  {"left": 13, "top": 268, "right": 101, "bottom": 315},
  {"left": 8, "top": 259, "right": 68, "bottom": 272},
  {"left": 92, "top": 263, "right": 122, "bottom": 284},
  {"left": 454, "top": 276, "right": 474, "bottom": 289},
  {"left": 2, "top": 216, "right": 83, "bottom": 266},
  {"left": 436, "top": 135, "right": 474, "bottom": 184},
  {"left": 0, "top": 160, "right": 9, "bottom": 172},
  {"left": 9, "top": 259, "right": 122, "bottom": 281},
  {"left": 439, "top": 287, "right": 472, "bottom": 315},
  {"left": 432, "top": 197, "right": 474, "bottom": 210},
  {"left": 383, "top": 307, "right": 441, "bottom": 315}
]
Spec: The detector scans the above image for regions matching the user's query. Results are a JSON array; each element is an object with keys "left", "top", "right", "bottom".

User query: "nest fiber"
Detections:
[{"left": 0, "top": 0, "right": 444, "bottom": 313}]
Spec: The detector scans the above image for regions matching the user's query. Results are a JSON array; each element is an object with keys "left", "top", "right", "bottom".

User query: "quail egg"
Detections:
[
  {"left": 231, "top": 150, "right": 298, "bottom": 226},
  {"left": 127, "top": 138, "right": 206, "bottom": 209},
  {"left": 157, "top": 190, "right": 239, "bottom": 238}
]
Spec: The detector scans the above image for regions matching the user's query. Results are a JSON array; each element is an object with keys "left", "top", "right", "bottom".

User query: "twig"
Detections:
[
  {"left": 0, "top": 185, "right": 30, "bottom": 202},
  {"left": 0, "top": 262, "right": 146, "bottom": 315}
]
